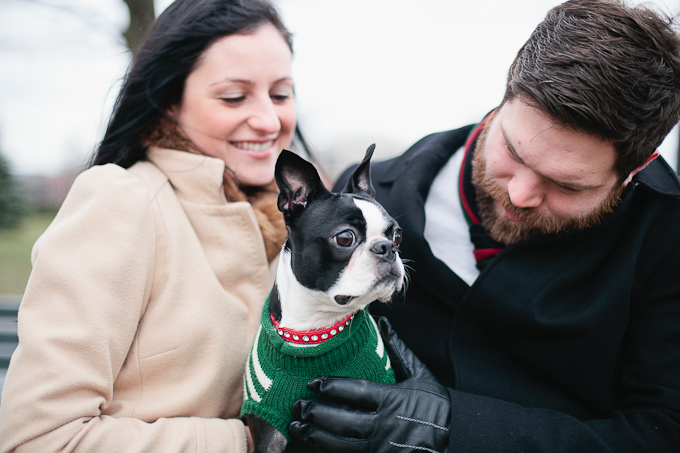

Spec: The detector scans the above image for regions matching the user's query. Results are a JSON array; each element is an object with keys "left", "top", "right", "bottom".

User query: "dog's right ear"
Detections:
[
  {"left": 275, "top": 150, "right": 329, "bottom": 220},
  {"left": 342, "top": 144, "right": 376, "bottom": 198}
]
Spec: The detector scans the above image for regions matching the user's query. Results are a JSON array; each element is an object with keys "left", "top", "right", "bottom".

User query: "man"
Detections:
[{"left": 288, "top": 0, "right": 680, "bottom": 451}]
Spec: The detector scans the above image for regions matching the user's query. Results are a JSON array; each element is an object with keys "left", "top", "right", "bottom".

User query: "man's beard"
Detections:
[{"left": 470, "top": 126, "right": 624, "bottom": 246}]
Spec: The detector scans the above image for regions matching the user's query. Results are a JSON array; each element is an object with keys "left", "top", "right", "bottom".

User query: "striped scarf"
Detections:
[{"left": 458, "top": 116, "right": 505, "bottom": 270}]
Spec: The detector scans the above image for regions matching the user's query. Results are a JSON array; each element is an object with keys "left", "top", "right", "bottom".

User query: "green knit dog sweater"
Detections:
[{"left": 240, "top": 300, "right": 396, "bottom": 439}]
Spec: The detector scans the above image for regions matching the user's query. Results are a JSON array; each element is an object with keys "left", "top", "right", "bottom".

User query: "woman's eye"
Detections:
[
  {"left": 270, "top": 91, "right": 291, "bottom": 103},
  {"left": 334, "top": 230, "right": 356, "bottom": 247},
  {"left": 221, "top": 96, "right": 245, "bottom": 104},
  {"left": 392, "top": 228, "right": 402, "bottom": 246}
]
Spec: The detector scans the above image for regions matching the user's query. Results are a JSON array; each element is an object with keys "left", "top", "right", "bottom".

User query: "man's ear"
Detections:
[
  {"left": 275, "top": 150, "right": 330, "bottom": 220},
  {"left": 342, "top": 144, "right": 376, "bottom": 198}
]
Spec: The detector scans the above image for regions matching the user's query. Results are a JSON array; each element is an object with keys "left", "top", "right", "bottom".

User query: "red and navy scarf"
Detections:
[{"left": 458, "top": 116, "right": 505, "bottom": 270}]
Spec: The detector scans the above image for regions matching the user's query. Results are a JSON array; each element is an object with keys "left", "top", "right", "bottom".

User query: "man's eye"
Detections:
[
  {"left": 392, "top": 228, "right": 402, "bottom": 246},
  {"left": 334, "top": 230, "right": 356, "bottom": 247},
  {"left": 506, "top": 145, "right": 522, "bottom": 163},
  {"left": 555, "top": 183, "right": 582, "bottom": 194}
]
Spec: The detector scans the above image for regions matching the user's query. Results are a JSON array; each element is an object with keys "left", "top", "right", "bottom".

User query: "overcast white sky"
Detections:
[{"left": 0, "top": 0, "right": 678, "bottom": 178}]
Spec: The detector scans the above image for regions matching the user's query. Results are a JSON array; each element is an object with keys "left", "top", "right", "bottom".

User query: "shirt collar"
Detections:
[
  {"left": 146, "top": 146, "right": 228, "bottom": 205},
  {"left": 633, "top": 155, "right": 680, "bottom": 197}
]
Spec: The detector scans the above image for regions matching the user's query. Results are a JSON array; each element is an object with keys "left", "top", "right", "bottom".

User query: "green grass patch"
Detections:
[{"left": 0, "top": 211, "right": 57, "bottom": 295}]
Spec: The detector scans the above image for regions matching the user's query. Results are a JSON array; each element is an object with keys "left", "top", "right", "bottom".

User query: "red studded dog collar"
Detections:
[{"left": 270, "top": 311, "right": 356, "bottom": 345}]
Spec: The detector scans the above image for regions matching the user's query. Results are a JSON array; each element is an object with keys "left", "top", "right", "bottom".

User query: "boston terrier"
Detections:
[{"left": 240, "top": 145, "right": 406, "bottom": 452}]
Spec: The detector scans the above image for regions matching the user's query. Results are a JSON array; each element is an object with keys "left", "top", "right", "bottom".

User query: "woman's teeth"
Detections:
[{"left": 232, "top": 140, "right": 274, "bottom": 151}]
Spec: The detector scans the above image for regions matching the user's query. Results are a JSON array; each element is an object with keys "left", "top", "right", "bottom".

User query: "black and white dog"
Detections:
[{"left": 240, "top": 145, "right": 406, "bottom": 452}]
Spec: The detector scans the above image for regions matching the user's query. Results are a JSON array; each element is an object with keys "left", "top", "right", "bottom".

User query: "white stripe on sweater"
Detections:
[
  {"left": 244, "top": 326, "right": 274, "bottom": 403},
  {"left": 245, "top": 354, "right": 261, "bottom": 402},
  {"left": 252, "top": 326, "right": 273, "bottom": 390},
  {"left": 368, "top": 315, "right": 392, "bottom": 371}
]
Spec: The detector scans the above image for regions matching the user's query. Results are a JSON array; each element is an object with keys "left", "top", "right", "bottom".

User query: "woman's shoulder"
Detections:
[
  {"left": 74, "top": 162, "right": 144, "bottom": 189},
  {"left": 69, "top": 162, "right": 169, "bottom": 205},
  {"left": 77, "top": 161, "right": 167, "bottom": 191},
  {"left": 53, "top": 163, "right": 164, "bottom": 228},
  {"left": 32, "top": 163, "right": 160, "bottom": 266}
]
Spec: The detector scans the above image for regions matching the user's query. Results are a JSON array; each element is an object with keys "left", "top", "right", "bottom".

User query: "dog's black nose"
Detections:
[{"left": 371, "top": 240, "right": 396, "bottom": 261}]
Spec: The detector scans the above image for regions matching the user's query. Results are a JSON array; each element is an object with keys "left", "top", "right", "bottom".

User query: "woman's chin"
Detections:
[{"left": 234, "top": 167, "right": 276, "bottom": 188}]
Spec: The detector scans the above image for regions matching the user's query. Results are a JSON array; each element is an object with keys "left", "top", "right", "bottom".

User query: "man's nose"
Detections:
[{"left": 507, "top": 170, "right": 544, "bottom": 208}]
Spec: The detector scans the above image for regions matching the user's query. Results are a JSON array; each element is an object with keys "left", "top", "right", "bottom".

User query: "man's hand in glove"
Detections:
[{"left": 288, "top": 318, "right": 452, "bottom": 453}]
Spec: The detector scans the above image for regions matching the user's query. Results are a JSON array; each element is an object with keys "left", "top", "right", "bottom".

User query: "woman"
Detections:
[{"left": 0, "top": 0, "right": 304, "bottom": 451}]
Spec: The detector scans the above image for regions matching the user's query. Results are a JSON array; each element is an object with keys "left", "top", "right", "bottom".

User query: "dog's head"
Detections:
[{"left": 274, "top": 145, "right": 405, "bottom": 315}]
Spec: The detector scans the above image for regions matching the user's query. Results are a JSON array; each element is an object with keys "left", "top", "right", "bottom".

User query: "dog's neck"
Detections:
[
  {"left": 271, "top": 249, "right": 363, "bottom": 333},
  {"left": 270, "top": 310, "right": 356, "bottom": 345}
]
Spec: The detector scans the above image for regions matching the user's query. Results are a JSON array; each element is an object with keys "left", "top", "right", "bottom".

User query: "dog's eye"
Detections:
[
  {"left": 392, "top": 228, "right": 402, "bottom": 246},
  {"left": 334, "top": 230, "right": 356, "bottom": 247}
]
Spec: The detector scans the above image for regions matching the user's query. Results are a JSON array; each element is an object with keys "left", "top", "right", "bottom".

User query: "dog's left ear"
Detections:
[
  {"left": 275, "top": 150, "right": 330, "bottom": 219},
  {"left": 342, "top": 144, "right": 376, "bottom": 198}
]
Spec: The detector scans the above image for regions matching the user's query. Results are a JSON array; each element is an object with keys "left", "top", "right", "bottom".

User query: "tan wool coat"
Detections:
[{"left": 0, "top": 148, "right": 277, "bottom": 452}]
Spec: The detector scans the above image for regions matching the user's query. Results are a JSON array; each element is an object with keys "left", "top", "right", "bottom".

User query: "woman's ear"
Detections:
[{"left": 165, "top": 104, "right": 179, "bottom": 119}]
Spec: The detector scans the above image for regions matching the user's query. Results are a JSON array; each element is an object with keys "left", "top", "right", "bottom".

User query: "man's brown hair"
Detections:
[{"left": 503, "top": 0, "right": 680, "bottom": 180}]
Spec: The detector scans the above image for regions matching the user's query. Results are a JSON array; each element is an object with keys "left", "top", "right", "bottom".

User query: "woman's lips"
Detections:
[
  {"left": 231, "top": 140, "right": 276, "bottom": 160},
  {"left": 231, "top": 140, "right": 274, "bottom": 151}
]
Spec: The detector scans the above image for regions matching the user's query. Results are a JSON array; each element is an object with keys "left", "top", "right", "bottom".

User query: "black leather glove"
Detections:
[
  {"left": 377, "top": 316, "right": 436, "bottom": 383},
  {"left": 288, "top": 317, "right": 451, "bottom": 453}
]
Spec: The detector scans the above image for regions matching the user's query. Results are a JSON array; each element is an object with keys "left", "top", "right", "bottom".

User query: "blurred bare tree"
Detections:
[
  {"left": 14, "top": 0, "right": 157, "bottom": 53},
  {"left": 122, "top": 0, "right": 156, "bottom": 53},
  {"left": 0, "top": 138, "right": 26, "bottom": 230}
]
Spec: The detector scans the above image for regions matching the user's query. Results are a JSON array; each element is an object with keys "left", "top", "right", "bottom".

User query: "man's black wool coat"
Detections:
[{"left": 335, "top": 125, "right": 680, "bottom": 451}]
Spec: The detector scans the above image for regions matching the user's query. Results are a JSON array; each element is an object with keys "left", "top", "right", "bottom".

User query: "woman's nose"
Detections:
[
  {"left": 507, "top": 170, "right": 544, "bottom": 208},
  {"left": 247, "top": 97, "right": 281, "bottom": 134}
]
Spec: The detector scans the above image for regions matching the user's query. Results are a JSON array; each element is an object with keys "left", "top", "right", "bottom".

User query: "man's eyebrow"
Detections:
[
  {"left": 501, "top": 126, "right": 603, "bottom": 192},
  {"left": 502, "top": 128, "right": 524, "bottom": 163}
]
